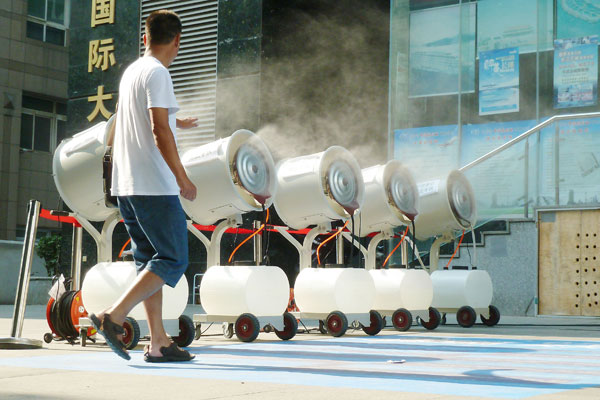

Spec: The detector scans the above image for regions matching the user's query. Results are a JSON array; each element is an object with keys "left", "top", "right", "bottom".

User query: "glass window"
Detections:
[
  {"left": 34, "top": 116, "right": 51, "bottom": 152},
  {"left": 26, "top": 0, "right": 68, "bottom": 46},
  {"left": 22, "top": 95, "right": 53, "bottom": 113},
  {"left": 557, "top": 0, "right": 600, "bottom": 39},
  {"left": 56, "top": 120, "right": 67, "bottom": 144},
  {"left": 47, "top": 0, "right": 65, "bottom": 24},
  {"left": 20, "top": 114, "right": 34, "bottom": 150},
  {"left": 45, "top": 26, "right": 65, "bottom": 46},
  {"left": 27, "top": 0, "right": 46, "bottom": 19},
  {"left": 26, "top": 21, "right": 44, "bottom": 41},
  {"left": 20, "top": 95, "right": 67, "bottom": 152},
  {"left": 391, "top": 0, "right": 600, "bottom": 218},
  {"left": 408, "top": 3, "right": 475, "bottom": 98}
]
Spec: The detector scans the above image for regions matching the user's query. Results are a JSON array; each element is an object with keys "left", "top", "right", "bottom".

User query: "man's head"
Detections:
[
  {"left": 144, "top": 10, "right": 182, "bottom": 66},
  {"left": 145, "top": 10, "right": 182, "bottom": 45}
]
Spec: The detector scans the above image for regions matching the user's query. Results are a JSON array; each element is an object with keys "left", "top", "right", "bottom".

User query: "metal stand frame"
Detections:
[
  {"left": 424, "top": 232, "right": 494, "bottom": 325},
  {"left": 0, "top": 200, "right": 43, "bottom": 349},
  {"left": 340, "top": 230, "right": 430, "bottom": 325},
  {"left": 189, "top": 217, "right": 289, "bottom": 339},
  {"left": 277, "top": 225, "right": 373, "bottom": 333}
]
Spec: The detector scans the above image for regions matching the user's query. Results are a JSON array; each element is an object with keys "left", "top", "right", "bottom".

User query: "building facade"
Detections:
[{"left": 0, "top": 0, "right": 70, "bottom": 240}]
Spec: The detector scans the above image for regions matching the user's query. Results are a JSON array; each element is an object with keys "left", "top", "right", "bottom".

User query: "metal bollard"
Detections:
[
  {"left": 70, "top": 225, "right": 83, "bottom": 291},
  {"left": 0, "top": 199, "right": 43, "bottom": 349}
]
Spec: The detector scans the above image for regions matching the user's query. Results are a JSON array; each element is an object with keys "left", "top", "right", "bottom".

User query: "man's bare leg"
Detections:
[
  {"left": 142, "top": 288, "right": 172, "bottom": 357},
  {"left": 96, "top": 269, "right": 165, "bottom": 330}
]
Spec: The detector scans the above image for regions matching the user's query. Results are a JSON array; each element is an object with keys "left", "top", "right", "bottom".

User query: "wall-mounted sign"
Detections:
[
  {"left": 553, "top": 36, "right": 598, "bottom": 109},
  {"left": 479, "top": 47, "right": 520, "bottom": 115}
]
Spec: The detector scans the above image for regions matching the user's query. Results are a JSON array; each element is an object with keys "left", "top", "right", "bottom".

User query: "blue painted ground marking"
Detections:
[{"left": 0, "top": 335, "right": 598, "bottom": 399}]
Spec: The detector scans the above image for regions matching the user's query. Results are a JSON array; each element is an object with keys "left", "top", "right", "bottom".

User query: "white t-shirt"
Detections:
[{"left": 111, "top": 56, "right": 180, "bottom": 196}]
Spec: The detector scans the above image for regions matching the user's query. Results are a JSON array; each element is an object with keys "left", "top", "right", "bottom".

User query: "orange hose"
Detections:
[
  {"left": 316, "top": 220, "right": 350, "bottom": 266},
  {"left": 118, "top": 238, "right": 131, "bottom": 259},
  {"left": 445, "top": 230, "right": 465, "bottom": 269},
  {"left": 382, "top": 226, "right": 410, "bottom": 267},
  {"left": 228, "top": 209, "right": 270, "bottom": 264}
]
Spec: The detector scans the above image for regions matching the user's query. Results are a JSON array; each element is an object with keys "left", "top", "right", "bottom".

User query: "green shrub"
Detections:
[{"left": 36, "top": 234, "right": 62, "bottom": 277}]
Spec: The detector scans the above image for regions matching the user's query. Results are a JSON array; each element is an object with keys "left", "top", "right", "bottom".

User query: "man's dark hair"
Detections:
[{"left": 145, "top": 10, "right": 182, "bottom": 45}]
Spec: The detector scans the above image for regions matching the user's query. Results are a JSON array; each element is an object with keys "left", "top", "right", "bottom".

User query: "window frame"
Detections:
[
  {"left": 20, "top": 97, "right": 67, "bottom": 153},
  {"left": 26, "top": 0, "right": 71, "bottom": 46}
]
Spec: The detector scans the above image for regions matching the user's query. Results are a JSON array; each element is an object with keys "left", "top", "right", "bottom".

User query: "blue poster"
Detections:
[
  {"left": 557, "top": 0, "right": 600, "bottom": 40},
  {"left": 394, "top": 125, "right": 459, "bottom": 179},
  {"left": 540, "top": 118, "right": 600, "bottom": 205},
  {"left": 460, "top": 120, "right": 537, "bottom": 217},
  {"left": 478, "top": 0, "right": 553, "bottom": 54},
  {"left": 461, "top": 120, "right": 536, "bottom": 166},
  {"left": 554, "top": 36, "right": 598, "bottom": 109},
  {"left": 409, "top": 4, "right": 476, "bottom": 98},
  {"left": 479, "top": 48, "right": 520, "bottom": 115}
]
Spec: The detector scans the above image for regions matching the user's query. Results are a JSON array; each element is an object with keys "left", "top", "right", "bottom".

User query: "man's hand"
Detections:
[
  {"left": 178, "top": 175, "right": 197, "bottom": 201},
  {"left": 176, "top": 117, "right": 198, "bottom": 129}
]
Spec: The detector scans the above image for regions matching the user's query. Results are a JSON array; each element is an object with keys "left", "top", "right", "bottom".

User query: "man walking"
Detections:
[{"left": 90, "top": 10, "right": 197, "bottom": 362}]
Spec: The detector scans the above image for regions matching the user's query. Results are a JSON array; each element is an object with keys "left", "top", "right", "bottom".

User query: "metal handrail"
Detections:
[{"left": 460, "top": 112, "right": 600, "bottom": 172}]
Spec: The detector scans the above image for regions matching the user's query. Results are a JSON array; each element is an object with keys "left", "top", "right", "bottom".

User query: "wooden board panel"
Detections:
[
  {"left": 538, "top": 210, "right": 582, "bottom": 316},
  {"left": 580, "top": 209, "right": 600, "bottom": 316}
]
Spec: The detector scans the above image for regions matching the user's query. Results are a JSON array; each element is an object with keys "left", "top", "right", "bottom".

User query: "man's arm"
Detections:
[{"left": 149, "top": 107, "right": 197, "bottom": 201}]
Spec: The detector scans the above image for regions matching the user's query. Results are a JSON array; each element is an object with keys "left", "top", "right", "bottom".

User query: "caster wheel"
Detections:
[
  {"left": 326, "top": 311, "right": 348, "bottom": 337},
  {"left": 457, "top": 306, "right": 477, "bottom": 328},
  {"left": 263, "top": 324, "right": 273, "bottom": 333},
  {"left": 318, "top": 320, "right": 327, "bottom": 335},
  {"left": 194, "top": 323, "right": 202, "bottom": 340},
  {"left": 223, "top": 323, "right": 234, "bottom": 339},
  {"left": 43, "top": 332, "right": 53, "bottom": 344},
  {"left": 80, "top": 328, "right": 88, "bottom": 347},
  {"left": 275, "top": 312, "right": 298, "bottom": 341},
  {"left": 441, "top": 313, "right": 447, "bottom": 325},
  {"left": 392, "top": 308, "right": 412, "bottom": 332},
  {"left": 235, "top": 313, "right": 260, "bottom": 342},
  {"left": 361, "top": 310, "right": 384, "bottom": 336},
  {"left": 419, "top": 307, "right": 441, "bottom": 330},
  {"left": 481, "top": 305, "right": 501, "bottom": 327},
  {"left": 121, "top": 317, "right": 140, "bottom": 350},
  {"left": 172, "top": 315, "right": 195, "bottom": 347}
]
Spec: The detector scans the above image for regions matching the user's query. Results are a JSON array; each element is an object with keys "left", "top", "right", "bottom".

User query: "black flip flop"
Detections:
[
  {"left": 89, "top": 313, "right": 131, "bottom": 361},
  {"left": 144, "top": 343, "right": 195, "bottom": 363}
]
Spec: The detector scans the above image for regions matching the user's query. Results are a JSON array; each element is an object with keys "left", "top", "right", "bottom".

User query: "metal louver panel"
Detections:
[{"left": 140, "top": 0, "right": 218, "bottom": 152}]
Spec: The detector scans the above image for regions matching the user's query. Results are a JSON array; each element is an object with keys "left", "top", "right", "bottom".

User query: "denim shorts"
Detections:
[{"left": 117, "top": 195, "right": 188, "bottom": 288}]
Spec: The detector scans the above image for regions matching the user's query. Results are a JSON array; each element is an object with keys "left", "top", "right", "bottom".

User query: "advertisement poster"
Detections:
[
  {"left": 540, "top": 118, "right": 600, "bottom": 206},
  {"left": 479, "top": 48, "right": 520, "bottom": 115},
  {"left": 557, "top": 0, "right": 600, "bottom": 40},
  {"left": 394, "top": 125, "right": 459, "bottom": 179},
  {"left": 409, "top": 4, "right": 475, "bottom": 97},
  {"left": 477, "top": 0, "right": 553, "bottom": 54},
  {"left": 554, "top": 36, "right": 598, "bottom": 109},
  {"left": 461, "top": 120, "right": 537, "bottom": 218}
]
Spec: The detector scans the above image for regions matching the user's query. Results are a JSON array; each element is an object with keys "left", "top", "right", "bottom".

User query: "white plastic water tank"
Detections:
[
  {"left": 200, "top": 265, "right": 290, "bottom": 316},
  {"left": 294, "top": 268, "right": 375, "bottom": 314},
  {"left": 81, "top": 262, "right": 188, "bottom": 320},
  {"left": 53, "top": 119, "right": 114, "bottom": 221},
  {"left": 356, "top": 161, "right": 418, "bottom": 236},
  {"left": 274, "top": 146, "right": 365, "bottom": 230},
  {"left": 369, "top": 268, "right": 433, "bottom": 311},
  {"left": 180, "top": 129, "right": 277, "bottom": 225},
  {"left": 414, "top": 170, "right": 477, "bottom": 240},
  {"left": 430, "top": 269, "right": 493, "bottom": 309}
]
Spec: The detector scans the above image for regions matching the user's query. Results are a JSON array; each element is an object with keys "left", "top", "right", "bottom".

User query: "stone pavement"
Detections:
[{"left": 0, "top": 305, "right": 599, "bottom": 400}]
